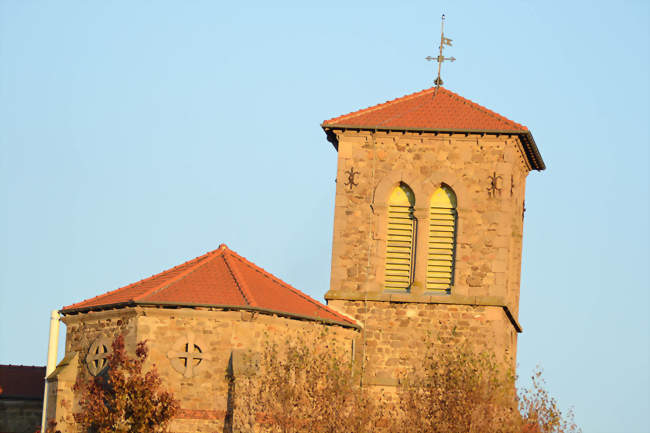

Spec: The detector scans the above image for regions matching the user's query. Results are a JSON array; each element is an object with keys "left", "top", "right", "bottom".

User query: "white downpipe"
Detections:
[{"left": 40, "top": 310, "right": 60, "bottom": 433}]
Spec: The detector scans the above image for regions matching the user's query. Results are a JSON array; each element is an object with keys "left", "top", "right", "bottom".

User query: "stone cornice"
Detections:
[
  {"left": 323, "top": 127, "right": 544, "bottom": 171},
  {"left": 60, "top": 302, "right": 361, "bottom": 330},
  {"left": 325, "top": 290, "right": 522, "bottom": 333}
]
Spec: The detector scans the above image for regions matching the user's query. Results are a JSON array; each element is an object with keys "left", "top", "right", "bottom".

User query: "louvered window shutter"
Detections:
[
  {"left": 385, "top": 184, "right": 416, "bottom": 291},
  {"left": 427, "top": 186, "right": 457, "bottom": 293}
]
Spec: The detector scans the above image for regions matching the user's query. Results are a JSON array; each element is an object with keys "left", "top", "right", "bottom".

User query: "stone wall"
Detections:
[
  {"left": 324, "top": 130, "right": 532, "bottom": 380},
  {"left": 0, "top": 399, "right": 42, "bottom": 433},
  {"left": 47, "top": 307, "right": 358, "bottom": 433},
  {"left": 136, "top": 307, "right": 357, "bottom": 432},
  {"left": 328, "top": 130, "right": 530, "bottom": 311},
  {"left": 45, "top": 308, "right": 137, "bottom": 432},
  {"left": 328, "top": 299, "right": 517, "bottom": 386}
]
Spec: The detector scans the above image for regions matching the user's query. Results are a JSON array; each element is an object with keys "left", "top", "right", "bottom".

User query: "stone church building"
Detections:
[{"left": 45, "top": 85, "right": 544, "bottom": 432}]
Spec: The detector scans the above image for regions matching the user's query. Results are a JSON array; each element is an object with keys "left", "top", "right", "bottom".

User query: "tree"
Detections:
[
  {"left": 394, "top": 342, "right": 581, "bottom": 433},
  {"left": 518, "top": 368, "right": 580, "bottom": 433},
  {"left": 396, "top": 344, "right": 521, "bottom": 433},
  {"left": 72, "top": 335, "right": 179, "bottom": 433},
  {"left": 231, "top": 334, "right": 580, "bottom": 433},
  {"left": 231, "top": 331, "right": 381, "bottom": 433}
]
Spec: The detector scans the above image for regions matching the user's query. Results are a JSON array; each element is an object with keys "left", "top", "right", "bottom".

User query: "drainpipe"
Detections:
[{"left": 40, "top": 310, "right": 60, "bottom": 433}]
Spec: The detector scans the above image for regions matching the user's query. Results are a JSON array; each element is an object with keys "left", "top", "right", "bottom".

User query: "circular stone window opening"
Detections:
[
  {"left": 167, "top": 333, "right": 210, "bottom": 378},
  {"left": 86, "top": 337, "right": 112, "bottom": 376}
]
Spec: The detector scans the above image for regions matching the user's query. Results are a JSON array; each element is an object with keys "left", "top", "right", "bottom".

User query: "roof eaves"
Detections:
[
  {"left": 322, "top": 124, "right": 545, "bottom": 171},
  {"left": 520, "top": 131, "right": 546, "bottom": 171},
  {"left": 61, "top": 301, "right": 361, "bottom": 329},
  {"left": 60, "top": 301, "right": 136, "bottom": 315},
  {"left": 0, "top": 395, "right": 44, "bottom": 401}
]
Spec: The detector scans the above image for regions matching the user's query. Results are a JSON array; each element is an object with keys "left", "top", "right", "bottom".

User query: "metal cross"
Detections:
[
  {"left": 425, "top": 14, "right": 456, "bottom": 88},
  {"left": 168, "top": 333, "right": 206, "bottom": 378}
]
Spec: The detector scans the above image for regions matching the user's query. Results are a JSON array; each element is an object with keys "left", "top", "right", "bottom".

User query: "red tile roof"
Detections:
[
  {"left": 62, "top": 245, "right": 357, "bottom": 328},
  {"left": 322, "top": 86, "right": 545, "bottom": 170},
  {"left": 0, "top": 365, "right": 45, "bottom": 400}
]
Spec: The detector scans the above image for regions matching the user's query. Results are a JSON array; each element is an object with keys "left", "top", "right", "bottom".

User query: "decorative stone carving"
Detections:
[
  {"left": 344, "top": 167, "right": 360, "bottom": 191},
  {"left": 167, "top": 333, "right": 210, "bottom": 378},
  {"left": 86, "top": 337, "right": 111, "bottom": 376},
  {"left": 487, "top": 171, "right": 503, "bottom": 197}
]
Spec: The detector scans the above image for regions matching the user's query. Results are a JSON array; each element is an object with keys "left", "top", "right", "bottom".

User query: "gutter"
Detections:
[{"left": 40, "top": 310, "right": 60, "bottom": 433}]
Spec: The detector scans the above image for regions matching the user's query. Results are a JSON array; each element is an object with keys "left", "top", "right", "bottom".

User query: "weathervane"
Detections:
[{"left": 426, "top": 14, "right": 455, "bottom": 89}]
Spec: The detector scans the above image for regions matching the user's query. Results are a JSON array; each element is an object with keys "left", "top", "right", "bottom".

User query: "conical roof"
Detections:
[
  {"left": 61, "top": 244, "right": 357, "bottom": 328},
  {"left": 322, "top": 86, "right": 544, "bottom": 170}
]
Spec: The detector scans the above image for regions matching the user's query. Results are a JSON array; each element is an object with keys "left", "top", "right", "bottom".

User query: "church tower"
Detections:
[{"left": 322, "top": 86, "right": 544, "bottom": 385}]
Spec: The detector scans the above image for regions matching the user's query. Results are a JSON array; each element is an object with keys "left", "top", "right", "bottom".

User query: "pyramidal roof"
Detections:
[
  {"left": 322, "top": 86, "right": 545, "bottom": 170},
  {"left": 62, "top": 244, "right": 357, "bottom": 328}
]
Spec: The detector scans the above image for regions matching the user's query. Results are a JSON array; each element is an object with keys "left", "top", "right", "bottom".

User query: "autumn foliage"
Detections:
[
  {"left": 71, "top": 335, "right": 179, "bottom": 433},
  {"left": 45, "top": 332, "right": 578, "bottom": 433},
  {"left": 231, "top": 334, "right": 580, "bottom": 433},
  {"left": 396, "top": 344, "right": 580, "bottom": 433},
  {"left": 231, "top": 332, "right": 382, "bottom": 433}
]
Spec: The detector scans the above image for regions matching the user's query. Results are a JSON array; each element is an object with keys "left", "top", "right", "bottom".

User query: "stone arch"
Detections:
[
  {"left": 421, "top": 169, "right": 470, "bottom": 211},
  {"left": 384, "top": 183, "right": 417, "bottom": 292},
  {"left": 420, "top": 170, "right": 470, "bottom": 296},
  {"left": 371, "top": 171, "right": 427, "bottom": 293},
  {"left": 373, "top": 170, "right": 427, "bottom": 209},
  {"left": 426, "top": 184, "right": 458, "bottom": 293}
]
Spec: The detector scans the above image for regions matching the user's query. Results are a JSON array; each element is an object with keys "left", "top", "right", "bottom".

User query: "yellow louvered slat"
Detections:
[
  {"left": 427, "top": 266, "right": 453, "bottom": 273},
  {"left": 427, "top": 186, "right": 457, "bottom": 293},
  {"left": 385, "top": 184, "right": 416, "bottom": 291},
  {"left": 385, "top": 202, "right": 414, "bottom": 291}
]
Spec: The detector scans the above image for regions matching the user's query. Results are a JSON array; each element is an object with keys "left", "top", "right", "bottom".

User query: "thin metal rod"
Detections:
[{"left": 436, "top": 14, "right": 445, "bottom": 87}]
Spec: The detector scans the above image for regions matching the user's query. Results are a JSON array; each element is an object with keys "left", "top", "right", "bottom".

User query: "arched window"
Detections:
[
  {"left": 427, "top": 185, "right": 457, "bottom": 293},
  {"left": 385, "top": 183, "right": 416, "bottom": 291}
]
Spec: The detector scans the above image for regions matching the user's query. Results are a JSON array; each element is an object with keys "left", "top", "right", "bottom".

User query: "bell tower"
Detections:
[{"left": 321, "top": 86, "right": 544, "bottom": 385}]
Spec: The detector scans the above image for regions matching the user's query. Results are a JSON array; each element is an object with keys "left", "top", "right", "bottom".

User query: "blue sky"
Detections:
[{"left": 1, "top": 1, "right": 648, "bottom": 431}]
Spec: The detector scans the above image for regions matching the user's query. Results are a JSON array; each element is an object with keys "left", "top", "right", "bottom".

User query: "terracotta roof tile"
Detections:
[
  {"left": 322, "top": 86, "right": 545, "bottom": 170},
  {"left": 323, "top": 86, "right": 527, "bottom": 132},
  {"left": 62, "top": 245, "right": 357, "bottom": 327},
  {"left": 0, "top": 365, "right": 45, "bottom": 400}
]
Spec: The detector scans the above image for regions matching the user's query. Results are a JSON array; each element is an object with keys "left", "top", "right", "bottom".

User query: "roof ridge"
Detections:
[
  {"left": 227, "top": 251, "right": 355, "bottom": 325},
  {"left": 138, "top": 248, "right": 226, "bottom": 301},
  {"left": 442, "top": 87, "right": 528, "bottom": 131},
  {"left": 61, "top": 244, "right": 357, "bottom": 326},
  {"left": 222, "top": 250, "right": 257, "bottom": 306},
  {"left": 323, "top": 87, "right": 434, "bottom": 125},
  {"left": 62, "top": 249, "right": 220, "bottom": 310}
]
